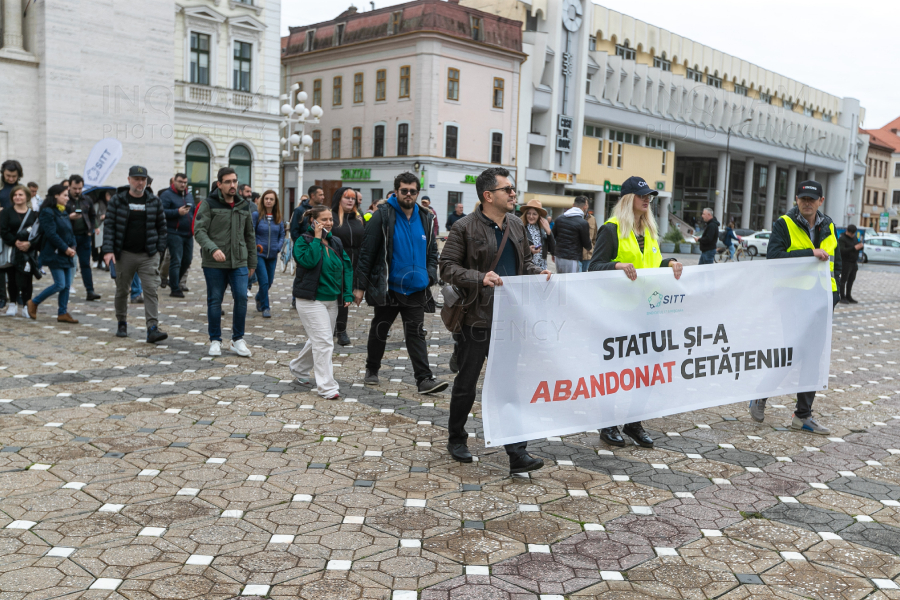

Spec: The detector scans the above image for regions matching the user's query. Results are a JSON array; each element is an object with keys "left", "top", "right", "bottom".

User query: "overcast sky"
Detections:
[{"left": 283, "top": 0, "right": 900, "bottom": 129}]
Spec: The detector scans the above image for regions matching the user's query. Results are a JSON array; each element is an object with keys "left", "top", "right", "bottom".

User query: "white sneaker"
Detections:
[
  {"left": 247, "top": 289, "right": 253, "bottom": 298},
  {"left": 4, "top": 304, "right": 16, "bottom": 317},
  {"left": 19, "top": 306, "right": 29, "bottom": 318},
  {"left": 231, "top": 339, "right": 252, "bottom": 357},
  {"left": 209, "top": 340, "right": 222, "bottom": 356}
]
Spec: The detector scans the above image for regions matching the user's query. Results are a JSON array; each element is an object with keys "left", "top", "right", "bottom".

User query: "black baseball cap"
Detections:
[
  {"left": 796, "top": 180, "right": 823, "bottom": 199},
  {"left": 621, "top": 176, "right": 658, "bottom": 197},
  {"left": 129, "top": 165, "right": 149, "bottom": 178}
]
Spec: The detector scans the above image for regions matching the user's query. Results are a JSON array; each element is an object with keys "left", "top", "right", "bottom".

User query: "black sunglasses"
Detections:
[
  {"left": 397, "top": 188, "right": 419, "bottom": 196},
  {"left": 488, "top": 186, "right": 516, "bottom": 195}
]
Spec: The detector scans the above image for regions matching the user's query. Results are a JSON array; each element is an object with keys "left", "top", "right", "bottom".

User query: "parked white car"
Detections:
[
  {"left": 741, "top": 231, "right": 772, "bottom": 257},
  {"left": 862, "top": 237, "right": 900, "bottom": 263}
]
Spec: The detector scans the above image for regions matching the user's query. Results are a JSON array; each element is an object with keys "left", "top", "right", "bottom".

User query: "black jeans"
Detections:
[
  {"left": 448, "top": 325, "right": 527, "bottom": 457},
  {"left": 74, "top": 234, "right": 94, "bottom": 292},
  {"left": 839, "top": 262, "right": 858, "bottom": 300},
  {"left": 167, "top": 233, "right": 193, "bottom": 291},
  {"left": 2, "top": 267, "right": 33, "bottom": 304},
  {"left": 365, "top": 289, "right": 433, "bottom": 384}
]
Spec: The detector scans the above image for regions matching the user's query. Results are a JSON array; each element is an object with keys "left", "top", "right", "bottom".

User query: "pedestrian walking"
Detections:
[
  {"left": 748, "top": 180, "right": 839, "bottom": 434},
  {"left": 65, "top": 174, "right": 101, "bottom": 301},
  {"left": 589, "top": 176, "right": 683, "bottom": 448},
  {"left": 0, "top": 159, "right": 24, "bottom": 310},
  {"left": 27, "top": 184, "right": 79, "bottom": 323},
  {"left": 329, "top": 186, "right": 364, "bottom": 346},
  {"left": 193, "top": 167, "right": 257, "bottom": 357},
  {"left": 551, "top": 196, "right": 592, "bottom": 273},
  {"left": 582, "top": 209, "right": 597, "bottom": 272},
  {"left": 289, "top": 205, "right": 353, "bottom": 399},
  {"left": 353, "top": 172, "right": 448, "bottom": 395},
  {"left": 0, "top": 184, "right": 38, "bottom": 317},
  {"left": 439, "top": 166, "right": 550, "bottom": 472},
  {"left": 101, "top": 166, "right": 168, "bottom": 343},
  {"left": 26, "top": 182, "right": 42, "bottom": 212},
  {"left": 723, "top": 220, "right": 738, "bottom": 261},
  {"left": 159, "top": 173, "right": 194, "bottom": 297},
  {"left": 520, "top": 199, "right": 554, "bottom": 271},
  {"left": 290, "top": 185, "right": 325, "bottom": 242},
  {"left": 419, "top": 196, "right": 440, "bottom": 240},
  {"left": 253, "top": 190, "right": 285, "bottom": 319},
  {"left": 697, "top": 208, "right": 719, "bottom": 264},
  {"left": 446, "top": 203, "right": 466, "bottom": 231},
  {"left": 838, "top": 224, "right": 862, "bottom": 304}
]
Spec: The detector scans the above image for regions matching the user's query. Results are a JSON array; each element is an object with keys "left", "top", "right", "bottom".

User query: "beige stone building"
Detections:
[{"left": 859, "top": 134, "right": 892, "bottom": 231}]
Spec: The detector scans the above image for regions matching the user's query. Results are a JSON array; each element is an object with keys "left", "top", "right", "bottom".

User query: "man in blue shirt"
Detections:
[{"left": 354, "top": 172, "right": 448, "bottom": 395}]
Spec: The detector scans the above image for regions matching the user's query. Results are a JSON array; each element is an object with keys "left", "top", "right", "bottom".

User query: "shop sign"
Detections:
[
  {"left": 556, "top": 115, "right": 573, "bottom": 152},
  {"left": 551, "top": 172, "right": 574, "bottom": 184},
  {"left": 461, "top": 174, "right": 477, "bottom": 184},
  {"left": 880, "top": 212, "right": 889, "bottom": 229},
  {"left": 656, "top": 181, "right": 665, "bottom": 191},
  {"left": 603, "top": 180, "right": 622, "bottom": 194},
  {"left": 341, "top": 168, "right": 371, "bottom": 181}
]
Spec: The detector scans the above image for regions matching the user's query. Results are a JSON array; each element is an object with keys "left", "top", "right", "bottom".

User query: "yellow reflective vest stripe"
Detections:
[
  {"left": 605, "top": 216, "right": 663, "bottom": 269},
  {"left": 780, "top": 215, "right": 837, "bottom": 292}
]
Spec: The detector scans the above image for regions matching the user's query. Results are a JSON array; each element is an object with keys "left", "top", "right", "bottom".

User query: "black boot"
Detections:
[
  {"left": 86, "top": 291, "right": 101, "bottom": 301},
  {"left": 116, "top": 322, "right": 128, "bottom": 338},
  {"left": 335, "top": 331, "right": 351, "bottom": 346},
  {"left": 622, "top": 423, "right": 654, "bottom": 448},
  {"left": 447, "top": 443, "right": 472, "bottom": 463},
  {"left": 449, "top": 351, "right": 459, "bottom": 373},
  {"left": 509, "top": 452, "right": 544, "bottom": 474},
  {"left": 599, "top": 427, "right": 626, "bottom": 447}
]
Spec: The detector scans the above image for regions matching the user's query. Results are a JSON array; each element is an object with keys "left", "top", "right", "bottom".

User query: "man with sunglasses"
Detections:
[
  {"left": 354, "top": 172, "right": 448, "bottom": 395},
  {"left": 439, "top": 167, "right": 551, "bottom": 474}
]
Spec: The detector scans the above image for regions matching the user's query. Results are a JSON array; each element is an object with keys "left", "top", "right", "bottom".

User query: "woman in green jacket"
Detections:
[{"left": 288, "top": 206, "right": 354, "bottom": 399}]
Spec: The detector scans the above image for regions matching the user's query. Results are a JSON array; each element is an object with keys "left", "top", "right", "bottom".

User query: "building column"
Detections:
[
  {"left": 741, "top": 157, "right": 754, "bottom": 230},
  {"left": 2, "top": 0, "right": 24, "bottom": 50},
  {"left": 715, "top": 151, "right": 728, "bottom": 222},
  {"left": 659, "top": 194, "right": 671, "bottom": 237},
  {"left": 850, "top": 175, "right": 863, "bottom": 226},
  {"left": 763, "top": 161, "right": 777, "bottom": 230},
  {"left": 807, "top": 169, "right": 816, "bottom": 183},
  {"left": 786, "top": 165, "right": 798, "bottom": 212},
  {"left": 827, "top": 171, "right": 847, "bottom": 225},
  {"left": 593, "top": 190, "right": 605, "bottom": 223}
]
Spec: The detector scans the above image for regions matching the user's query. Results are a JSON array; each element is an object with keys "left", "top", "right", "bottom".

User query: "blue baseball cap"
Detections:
[{"left": 620, "top": 176, "right": 657, "bottom": 196}]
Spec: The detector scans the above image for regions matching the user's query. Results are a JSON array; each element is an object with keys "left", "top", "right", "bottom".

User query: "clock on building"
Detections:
[{"left": 562, "top": 0, "right": 583, "bottom": 32}]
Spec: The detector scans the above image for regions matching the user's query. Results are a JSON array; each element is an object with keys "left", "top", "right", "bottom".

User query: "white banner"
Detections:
[
  {"left": 481, "top": 259, "right": 833, "bottom": 447},
  {"left": 83, "top": 138, "right": 123, "bottom": 187}
]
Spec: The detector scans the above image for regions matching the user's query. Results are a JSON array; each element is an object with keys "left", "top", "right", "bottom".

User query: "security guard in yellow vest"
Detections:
[
  {"left": 748, "top": 180, "right": 840, "bottom": 435},
  {"left": 588, "top": 176, "right": 683, "bottom": 448}
]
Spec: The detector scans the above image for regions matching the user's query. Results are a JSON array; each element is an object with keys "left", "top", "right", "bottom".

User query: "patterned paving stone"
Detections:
[
  {"left": 484, "top": 511, "right": 582, "bottom": 544},
  {"left": 585, "top": 479, "right": 675, "bottom": 506},
  {"left": 694, "top": 482, "right": 780, "bottom": 513},
  {"left": 805, "top": 538, "right": 900, "bottom": 579},
  {"left": 669, "top": 456, "right": 747, "bottom": 481},
  {"left": 374, "top": 472, "right": 459, "bottom": 500},
  {"left": 365, "top": 507, "right": 460, "bottom": 540},
  {"left": 552, "top": 529, "right": 656, "bottom": 571},
  {"left": 423, "top": 529, "right": 527, "bottom": 565},
  {"left": 678, "top": 536, "right": 782, "bottom": 573},
  {"left": 604, "top": 514, "right": 702, "bottom": 548},
  {"left": 352, "top": 546, "right": 462, "bottom": 590},
  {"left": 481, "top": 474, "right": 569, "bottom": 504},
  {"left": 570, "top": 579, "right": 677, "bottom": 599},
  {"left": 724, "top": 519, "right": 823, "bottom": 552},
  {"left": 760, "top": 560, "right": 874, "bottom": 600},
  {"left": 428, "top": 490, "right": 518, "bottom": 521},
  {"left": 762, "top": 502, "right": 857, "bottom": 533},
  {"left": 651, "top": 497, "right": 744, "bottom": 530},
  {"left": 799, "top": 488, "right": 885, "bottom": 517},
  {"left": 492, "top": 551, "right": 603, "bottom": 594},
  {"left": 624, "top": 555, "right": 740, "bottom": 599},
  {"left": 0, "top": 556, "right": 95, "bottom": 597},
  {"left": 828, "top": 476, "right": 900, "bottom": 502},
  {"left": 542, "top": 494, "right": 630, "bottom": 524},
  {"left": 762, "top": 459, "right": 840, "bottom": 484},
  {"left": 839, "top": 522, "right": 900, "bottom": 555},
  {"left": 420, "top": 573, "right": 539, "bottom": 600}
]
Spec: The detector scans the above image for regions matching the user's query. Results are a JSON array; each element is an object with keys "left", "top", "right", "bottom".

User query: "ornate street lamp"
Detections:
[{"left": 280, "top": 84, "right": 322, "bottom": 216}]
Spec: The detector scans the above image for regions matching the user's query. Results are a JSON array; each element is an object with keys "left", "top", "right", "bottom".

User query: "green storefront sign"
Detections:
[
  {"left": 462, "top": 174, "right": 477, "bottom": 184},
  {"left": 341, "top": 168, "right": 371, "bottom": 181},
  {"left": 603, "top": 180, "right": 622, "bottom": 194},
  {"left": 656, "top": 181, "right": 665, "bottom": 191}
]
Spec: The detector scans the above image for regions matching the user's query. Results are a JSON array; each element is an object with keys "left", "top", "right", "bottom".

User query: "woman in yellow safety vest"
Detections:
[{"left": 587, "top": 176, "right": 683, "bottom": 449}]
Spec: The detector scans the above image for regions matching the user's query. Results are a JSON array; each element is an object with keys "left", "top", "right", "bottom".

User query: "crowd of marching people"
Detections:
[{"left": 0, "top": 157, "right": 840, "bottom": 474}]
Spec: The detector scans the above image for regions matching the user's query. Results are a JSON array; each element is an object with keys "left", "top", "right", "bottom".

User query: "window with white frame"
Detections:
[
  {"left": 894, "top": 162, "right": 900, "bottom": 178},
  {"left": 445, "top": 125, "right": 458, "bottom": 159},
  {"left": 373, "top": 124, "right": 385, "bottom": 157},
  {"left": 233, "top": 41, "right": 252, "bottom": 92},
  {"left": 190, "top": 32, "right": 210, "bottom": 85},
  {"left": 397, "top": 123, "right": 409, "bottom": 156},
  {"left": 305, "top": 29, "right": 316, "bottom": 52},
  {"left": 589, "top": 36, "right": 596, "bottom": 51},
  {"left": 803, "top": 106, "right": 814, "bottom": 117},
  {"left": 783, "top": 99, "right": 794, "bottom": 110},
  {"left": 491, "top": 132, "right": 502, "bottom": 164},
  {"left": 615, "top": 41, "right": 635, "bottom": 60},
  {"left": 734, "top": 84, "right": 748, "bottom": 96},
  {"left": 686, "top": 67, "right": 702, "bottom": 82},
  {"left": 759, "top": 92, "right": 772, "bottom": 104},
  {"left": 707, "top": 73, "right": 721, "bottom": 88},
  {"left": 653, "top": 53, "right": 671, "bottom": 71}
]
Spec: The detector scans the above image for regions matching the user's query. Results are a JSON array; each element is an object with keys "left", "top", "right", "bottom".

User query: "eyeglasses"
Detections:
[
  {"left": 398, "top": 189, "right": 419, "bottom": 196},
  {"left": 488, "top": 186, "right": 516, "bottom": 195}
]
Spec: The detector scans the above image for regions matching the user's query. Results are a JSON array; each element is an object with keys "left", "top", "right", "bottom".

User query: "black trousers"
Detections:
[
  {"left": 839, "top": 262, "right": 858, "bottom": 300},
  {"left": 448, "top": 325, "right": 527, "bottom": 457},
  {"left": 365, "top": 289, "right": 433, "bottom": 384}
]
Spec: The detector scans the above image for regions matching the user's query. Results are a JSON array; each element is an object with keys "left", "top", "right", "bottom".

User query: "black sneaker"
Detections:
[
  {"left": 160, "top": 281, "right": 168, "bottom": 289},
  {"left": 847, "top": 297, "right": 859, "bottom": 304},
  {"left": 86, "top": 291, "right": 101, "bottom": 301},
  {"left": 116, "top": 322, "right": 128, "bottom": 338},
  {"left": 509, "top": 452, "right": 544, "bottom": 474},
  {"left": 417, "top": 378, "right": 449, "bottom": 395},
  {"left": 146, "top": 326, "right": 168, "bottom": 344},
  {"left": 335, "top": 331, "right": 351, "bottom": 346},
  {"left": 364, "top": 370, "right": 379, "bottom": 385},
  {"left": 449, "top": 351, "right": 459, "bottom": 373},
  {"left": 170, "top": 289, "right": 185, "bottom": 298}
]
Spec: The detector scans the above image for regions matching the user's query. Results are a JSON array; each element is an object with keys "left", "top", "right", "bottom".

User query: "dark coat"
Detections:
[
  {"left": 838, "top": 233, "right": 860, "bottom": 264},
  {"left": 767, "top": 206, "right": 841, "bottom": 286},
  {"left": 698, "top": 217, "right": 720, "bottom": 252},
  {"left": 291, "top": 232, "right": 347, "bottom": 300},
  {"left": 159, "top": 186, "right": 196, "bottom": 236},
  {"left": 439, "top": 207, "right": 543, "bottom": 329},
  {"left": 289, "top": 198, "right": 314, "bottom": 241},
  {"left": 0, "top": 207, "right": 38, "bottom": 270},
  {"left": 38, "top": 206, "right": 76, "bottom": 270},
  {"left": 446, "top": 211, "right": 466, "bottom": 231},
  {"left": 65, "top": 194, "right": 98, "bottom": 234},
  {"left": 355, "top": 201, "right": 438, "bottom": 308},
  {"left": 101, "top": 189, "right": 167, "bottom": 259},
  {"left": 552, "top": 209, "right": 592, "bottom": 260},
  {"left": 253, "top": 212, "right": 287, "bottom": 259}
]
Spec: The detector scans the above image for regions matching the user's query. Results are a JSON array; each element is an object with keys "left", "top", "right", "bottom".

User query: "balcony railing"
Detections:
[{"left": 176, "top": 83, "right": 276, "bottom": 114}]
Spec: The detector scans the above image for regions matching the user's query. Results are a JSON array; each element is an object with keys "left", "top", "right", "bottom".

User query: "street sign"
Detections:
[
  {"left": 603, "top": 180, "right": 622, "bottom": 194},
  {"left": 880, "top": 212, "right": 889, "bottom": 230},
  {"left": 556, "top": 115, "right": 573, "bottom": 152}
]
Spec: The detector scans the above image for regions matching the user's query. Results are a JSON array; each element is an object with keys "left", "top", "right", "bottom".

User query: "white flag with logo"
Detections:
[
  {"left": 83, "top": 138, "right": 123, "bottom": 187},
  {"left": 480, "top": 258, "right": 833, "bottom": 447}
]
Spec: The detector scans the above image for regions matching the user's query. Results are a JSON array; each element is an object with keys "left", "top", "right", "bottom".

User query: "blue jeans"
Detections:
[
  {"left": 74, "top": 235, "right": 94, "bottom": 292},
  {"left": 167, "top": 233, "right": 193, "bottom": 291},
  {"left": 33, "top": 267, "right": 74, "bottom": 315},
  {"left": 580, "top": 259, "right": 591, "bottom": 272},
  {"left": 254, "top": 256, "right": 277, "bottom": 310},
  {"left": 699, "top": 249, "right": 716, "bottom": 265},
  {"left": 203, "top": 266, "right": 248, "bottom": 342},
  {"left": 131, "top": 274, "right": 142, "bottom": 300}
]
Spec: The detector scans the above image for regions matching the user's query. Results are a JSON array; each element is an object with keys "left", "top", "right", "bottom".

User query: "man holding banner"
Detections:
[
  {"left": 588, "top": 176, "right": 683, "bottom": 448},
  {"left": 439, "top": 167, "right": 551, "bottom": 473},
  {"left": 748, "top": 180, "right": 839, "bottom": 434}
]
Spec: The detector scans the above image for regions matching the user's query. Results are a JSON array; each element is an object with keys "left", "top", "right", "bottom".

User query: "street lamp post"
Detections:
[
  {"left": 724, "top": 117, "right": 753, "bottom": 220},
  {"left": 802, "top": 133, "right": 828, "bottom": 173},
  {"left": 280, "top": 84, "right": 323, "bottom": 217}
]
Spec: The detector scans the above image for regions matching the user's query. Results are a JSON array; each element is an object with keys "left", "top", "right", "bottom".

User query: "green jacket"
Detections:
[
  {"left": 293, "top": 228, "right": 354, "bottom": 303},
  {"left": 193, "top": 189, "right": 258, "bottom": 270}
]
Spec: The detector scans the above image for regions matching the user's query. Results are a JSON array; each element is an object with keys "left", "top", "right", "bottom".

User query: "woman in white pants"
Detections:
[{"left": 289, "top": 206, "right": 353, "bottom": 399}]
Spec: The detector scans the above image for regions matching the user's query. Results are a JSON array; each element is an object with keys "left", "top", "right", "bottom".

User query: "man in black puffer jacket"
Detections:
[
  {"left": 101, "top": 166, "right": 168, "bottom": 343},
  {"left": 551, "top": 196, "right": 592, "bottom": 273},
  {"left": 696, "top": 208, "right": 719, "bottom": 264}
]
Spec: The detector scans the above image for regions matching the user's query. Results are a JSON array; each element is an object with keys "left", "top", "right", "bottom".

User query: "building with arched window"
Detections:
[{"left": 173, "top": 1, "right": 281, "bottom": 202}]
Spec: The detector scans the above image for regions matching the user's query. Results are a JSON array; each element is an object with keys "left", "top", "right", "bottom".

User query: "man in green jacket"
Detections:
[{"left": 193, "top": 167, "right": 257, "bottom": 357}]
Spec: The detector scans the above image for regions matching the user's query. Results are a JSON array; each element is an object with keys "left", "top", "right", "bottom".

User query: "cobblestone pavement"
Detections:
[{"left": 1, "top": 254, "right": 900, "bottom": 599}]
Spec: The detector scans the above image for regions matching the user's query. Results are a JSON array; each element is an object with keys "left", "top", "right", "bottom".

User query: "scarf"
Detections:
[{"left": 525, "top": 223, "right": 546, "bottom": 270}]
